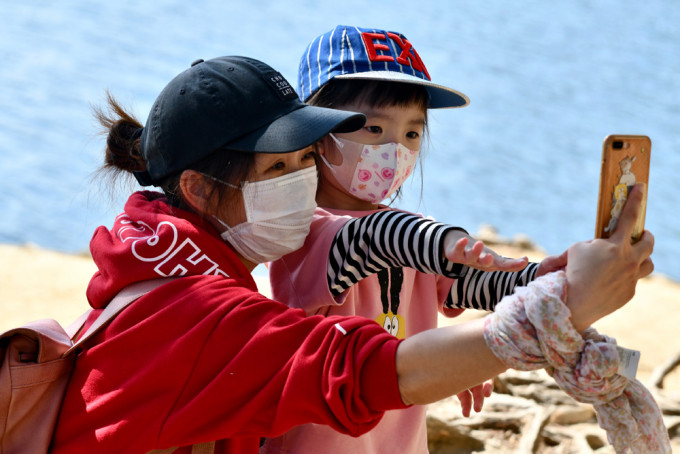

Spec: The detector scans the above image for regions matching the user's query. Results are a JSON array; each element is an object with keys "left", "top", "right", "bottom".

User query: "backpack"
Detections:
[{"left": 0, "top": 278, "right": 216, "bottom": 454}]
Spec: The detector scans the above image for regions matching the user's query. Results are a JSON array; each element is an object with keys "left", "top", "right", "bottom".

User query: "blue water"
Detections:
[{"left": 1, "top": 0, "right": 678, "bottom": 281}]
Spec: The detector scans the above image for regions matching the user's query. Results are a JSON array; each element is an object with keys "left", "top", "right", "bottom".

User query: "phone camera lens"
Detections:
[{"left": 613, "top": 141, "right": 624, "bottom": 149}]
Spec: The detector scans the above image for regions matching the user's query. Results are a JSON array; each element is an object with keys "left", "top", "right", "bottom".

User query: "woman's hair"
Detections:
[
  {"left": 307, "top": 79, "right": 429, "bottom": 203},
  {"left": 92, "top": 91, "right": 254, "bottom": 212}
]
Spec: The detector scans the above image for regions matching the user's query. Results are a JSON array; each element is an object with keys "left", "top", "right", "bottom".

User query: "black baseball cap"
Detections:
[{"left": 135, "top": 56, "right": 366, "bottom": 186}]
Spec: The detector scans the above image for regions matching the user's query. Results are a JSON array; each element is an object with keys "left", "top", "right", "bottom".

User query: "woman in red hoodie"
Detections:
[{"left": 50, "top": 56, "right": 658, "bottom": 454}]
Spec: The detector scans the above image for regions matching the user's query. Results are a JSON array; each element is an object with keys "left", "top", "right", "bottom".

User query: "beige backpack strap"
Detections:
[
  {"left": 148, "top": 441, "right": 216, "bottom": 454},
  {"left": 65, "top": 309, "right": 92, "bottom": 339},
  {"left": 64, "top": 277, "right": 173, "bottom": 356}
]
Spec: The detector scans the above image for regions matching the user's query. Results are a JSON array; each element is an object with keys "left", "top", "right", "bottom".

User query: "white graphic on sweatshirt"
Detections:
[{"left": 116, "top": 214, "right": 230, "bottom": 277}]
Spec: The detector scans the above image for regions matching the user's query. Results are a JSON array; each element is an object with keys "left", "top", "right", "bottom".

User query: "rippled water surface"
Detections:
[{"left": 1, "top": 0, "right": 678, "bottom": 279}]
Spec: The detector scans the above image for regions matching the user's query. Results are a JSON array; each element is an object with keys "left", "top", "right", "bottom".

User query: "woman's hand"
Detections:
[
  {"left": 565, "top": 184, "right": 655, "bottom": 331},
  {"left": 443, "top": 231, "right": 528, "bottom": 272},
  {"left": 535, "top": 251, "right": 568, "bottom": 277}
]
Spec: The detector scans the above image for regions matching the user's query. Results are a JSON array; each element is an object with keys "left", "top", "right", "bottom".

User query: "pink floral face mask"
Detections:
[{"left": 321, "top": 134, "right": 419, "bottom": 203}]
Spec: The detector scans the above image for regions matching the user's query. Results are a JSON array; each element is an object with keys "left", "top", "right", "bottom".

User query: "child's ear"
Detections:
[
  {"left": 179, "top": 170, "right": 212, "bottom": 213},
  {"left": 318, "top": 135, "right": 344, "bottom": 166},
  {"left": 317, "top": 136, "right": 330, "bottom": 156}
]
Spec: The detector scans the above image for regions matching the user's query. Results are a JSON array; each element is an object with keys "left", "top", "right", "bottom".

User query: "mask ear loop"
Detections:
[
  {"left": 319, "top": 134, "right": 345, "bottom": 177},
  {"left": 328, "top": 133, "right": 345, "bottom": 149},
  {"left": 200, "top": 172, "right": 243, "bottom": 231}
]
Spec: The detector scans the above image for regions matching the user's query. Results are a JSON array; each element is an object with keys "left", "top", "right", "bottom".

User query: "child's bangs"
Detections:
[
  {"left": 357, "top": 81, "right": 429, "bottom": 110},
  {"left": 311, "top": 79, "right": 429, "bottom": 111}
]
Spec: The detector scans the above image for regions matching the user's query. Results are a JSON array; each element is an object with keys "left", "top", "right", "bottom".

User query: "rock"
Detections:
[
  {"left": 548, "top": 405, "right": 596, "bottom": 425},
  {"left": 425, "top": 368, "right": 680, "bottom": 452},
  {"left": 427, "top": 415, "right": 486, "bottom": 453}
]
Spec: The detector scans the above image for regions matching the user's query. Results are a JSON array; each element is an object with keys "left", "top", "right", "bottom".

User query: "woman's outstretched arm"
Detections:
[{"left": 396, "top": 184, "right": 654, "bottom": 405}]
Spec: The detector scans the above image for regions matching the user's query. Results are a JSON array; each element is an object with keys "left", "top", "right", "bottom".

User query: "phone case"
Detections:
[{"left": 595, "top": 135, "right": 651, "bottom": 242}]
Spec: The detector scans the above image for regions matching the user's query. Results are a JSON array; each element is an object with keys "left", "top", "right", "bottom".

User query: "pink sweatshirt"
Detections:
[{"left": 264, "top": 206, "right": 463, "bottom": 454}]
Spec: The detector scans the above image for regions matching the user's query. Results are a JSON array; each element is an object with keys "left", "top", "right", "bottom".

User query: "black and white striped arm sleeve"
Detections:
[
  {"left": 326, "top": 211, "right": 467, "bottom": 297},
  {"left": 445, "top": 262, "right": 539, "bottom": 312}
]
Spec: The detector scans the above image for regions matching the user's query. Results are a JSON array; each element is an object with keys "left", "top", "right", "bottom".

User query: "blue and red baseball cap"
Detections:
[{"left": 298, "top": 25, "right": 470, "bottom": 109}]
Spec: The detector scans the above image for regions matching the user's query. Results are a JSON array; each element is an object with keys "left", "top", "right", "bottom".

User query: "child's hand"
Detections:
[
  {"left": 535, "top": 251, "right": 568, "bottom": 277},
  {"left": 456, "top": 378, "right": 494, "bottom": 417},
  {"left": 444, "top": 231, "right": 528, "bottom": 272}
]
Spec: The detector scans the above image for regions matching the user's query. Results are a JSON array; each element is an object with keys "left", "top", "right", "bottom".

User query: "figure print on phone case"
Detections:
[{"left": 604, "top": 156, "right": 637, "bottom": 234}]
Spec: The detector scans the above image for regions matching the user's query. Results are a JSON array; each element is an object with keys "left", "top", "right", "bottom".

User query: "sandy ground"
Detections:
[{"left": 1, "top": 241, "right": 679, "bottom": 390}]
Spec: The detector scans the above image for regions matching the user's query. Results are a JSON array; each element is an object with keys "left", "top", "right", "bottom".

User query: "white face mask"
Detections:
[
  {"left": 321, "top": 134, "right": 419, "bottom": 204},
  {"left": 211, "top": 166, "right": 318, "bottom": 264}
]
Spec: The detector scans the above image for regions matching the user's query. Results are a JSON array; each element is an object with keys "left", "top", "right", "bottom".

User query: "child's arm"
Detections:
[
  {"left": 443, "top": 238, "right": 568, "bottom": 312},
  {"left": 326, "top": 210, "right": 465, "bottom": 296},
  {"left": 444, "top": 264, "right": 539, "bottom": 311},
  {"left": 326, "top": 211, "right": 532, "bottom": 303}
]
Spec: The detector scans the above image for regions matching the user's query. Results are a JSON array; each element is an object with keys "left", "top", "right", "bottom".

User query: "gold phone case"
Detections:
[{"left": 595, "top": 135, "right": 651, "bottom": 242}]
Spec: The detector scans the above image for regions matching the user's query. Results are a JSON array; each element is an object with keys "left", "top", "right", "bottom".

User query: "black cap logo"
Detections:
[{"left": 264, "top": 71, "right": 298, "bottom": 101}]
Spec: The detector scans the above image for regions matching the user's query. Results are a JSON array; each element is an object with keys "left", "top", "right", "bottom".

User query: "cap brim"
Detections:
[
  {"left": 335, "top": 71, "right": 470, "bottom": 109},
  {"left": 226, "top": 105, "right": 366, "bottom": 153}
]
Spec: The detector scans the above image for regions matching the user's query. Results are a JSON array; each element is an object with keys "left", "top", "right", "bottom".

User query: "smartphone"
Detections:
[{"left": 595, "top": 135, "right": 651, "bottom": 242}]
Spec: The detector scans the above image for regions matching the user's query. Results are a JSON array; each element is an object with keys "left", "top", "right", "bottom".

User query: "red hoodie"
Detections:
[{"left": 50, "top": 191, "right": 407, "bottom": 454}]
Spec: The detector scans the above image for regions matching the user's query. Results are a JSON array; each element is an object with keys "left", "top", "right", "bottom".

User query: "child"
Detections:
[{"left": 261, "top": 26, "right": 563, "bottom": 454}]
